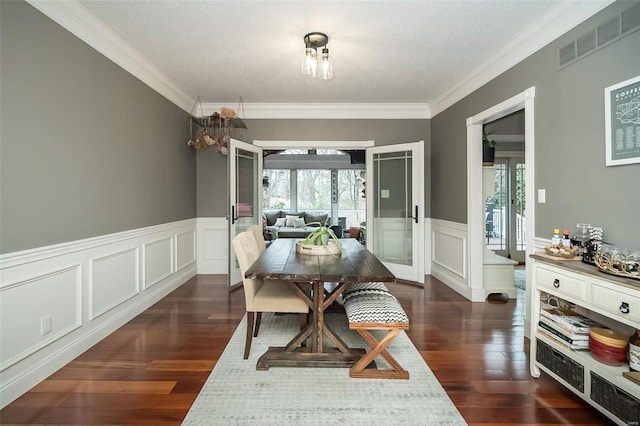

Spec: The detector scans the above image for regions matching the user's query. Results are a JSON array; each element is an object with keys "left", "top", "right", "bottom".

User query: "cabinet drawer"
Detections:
[
  {"left": 591, "top": 283, "right": 640, "bottom": 325},
  {"left": 536, "top": 265, "right": 587, "bottom": 303}
]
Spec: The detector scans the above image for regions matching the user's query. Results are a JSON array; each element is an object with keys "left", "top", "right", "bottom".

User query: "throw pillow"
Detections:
[
  {"left": 305, "top": 213, "right": 328, "bottom": 226},
  {"left": 285, "top": 215, "right": 300, "bottom": 227},
  {"left": 292, "top": 217, "right": 306, "bottom": 228},
  {"left": 274, "top": 217, "right": 287, "bottom": 227},
  {"left": 264, "top": 211, "right": 282, "bottom": 226}
]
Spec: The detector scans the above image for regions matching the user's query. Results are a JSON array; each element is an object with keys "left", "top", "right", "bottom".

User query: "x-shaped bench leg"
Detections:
[{"left": 349, "top": 328, "right": 409, "bottom": 379}]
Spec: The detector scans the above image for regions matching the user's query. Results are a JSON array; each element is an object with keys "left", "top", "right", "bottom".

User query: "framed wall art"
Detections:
[{"left": 604, "top": 75, "right": 640, "bottom": 166}]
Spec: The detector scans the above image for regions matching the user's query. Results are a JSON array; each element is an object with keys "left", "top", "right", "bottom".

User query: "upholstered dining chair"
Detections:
[
  {"left": 232, "top": 232, "right": 309, "bottom": 359},
  {"left": 246, "top": 224, "right": 266, "bottom": 255}
]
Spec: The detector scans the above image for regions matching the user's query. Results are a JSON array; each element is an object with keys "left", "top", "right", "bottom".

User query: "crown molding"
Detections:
[
  {"left": 25, "top": 0, "right": 193, "bottom": 112},
  {"left": 27, "top": 0, "right": 613, "bottom": 120},
  {"left": 429, "top": 0, "right": 615, "bottom": 117},
  {"left": 201, "top": 102, "right": 431, "bottom": 119}
]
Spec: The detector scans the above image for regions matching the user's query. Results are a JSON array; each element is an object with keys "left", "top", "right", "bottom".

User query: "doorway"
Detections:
[
  {"left": 483, "top": 108, "right": 527, "bottom": 265},
  {"left": 466, "top": 88, "right": 535, "bottom": 310}
]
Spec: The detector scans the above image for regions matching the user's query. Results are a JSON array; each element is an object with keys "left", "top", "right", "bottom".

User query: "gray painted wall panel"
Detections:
[
  {"left": 196, "top": 119, "right": 431, "bottom": 218},
  {"left": 432, "top": 1, "right": 639, "bottom": 248},
  {"left": 0, "top": 1, "right": 195, "bottom": 253}
]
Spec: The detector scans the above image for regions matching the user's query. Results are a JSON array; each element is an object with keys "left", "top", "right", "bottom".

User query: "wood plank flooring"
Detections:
[{"left": 0, "top": 274, "right": 613, "bottom": 425}]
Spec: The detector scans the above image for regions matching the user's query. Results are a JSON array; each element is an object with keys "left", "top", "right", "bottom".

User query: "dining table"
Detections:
[{"left": 244, "top": 237, "right": 395, "bottom": 370}]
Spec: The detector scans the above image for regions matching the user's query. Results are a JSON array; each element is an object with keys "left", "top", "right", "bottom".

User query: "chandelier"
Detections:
[
  {"left": 302, "top": 32, "right": 333, "bottom": 80},
  {"left": 186, "top": 97, "right": 246, "bottom": 155}
]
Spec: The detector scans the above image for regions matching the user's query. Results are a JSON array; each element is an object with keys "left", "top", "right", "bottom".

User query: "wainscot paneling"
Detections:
[
  {"left": 197, "top": 218, "right": 228, "bottom": 274},
  {"left": 0, "top": 219, "right": 196, "bottom": 409},
  {"left": 423, "top": 218, "right": 432, "bottom": 276},
  {"left": 430, "top": 219, "right": 478, "bottom": 301},
  {"left": 143, "top": 237, "right": 174, "bottom": 289},
  {"left": 90, "top": 247, "right": 139, "bottom": 320}
]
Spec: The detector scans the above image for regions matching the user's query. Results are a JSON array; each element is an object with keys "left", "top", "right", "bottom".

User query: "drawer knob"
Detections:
[
  {"left": 619, "top": 302, "right": 630, "bottom": 314},
  {"left": 553, "top": 278, "right": 560, "bottom": 288}
]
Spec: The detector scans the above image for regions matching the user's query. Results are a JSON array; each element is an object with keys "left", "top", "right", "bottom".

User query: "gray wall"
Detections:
[
  {"left": 196, "top": 119, "right": 431, "bottom": 218},
  {"left": 432, "top": 1, "right": 640, "bottom": 248},
  {"left": 0, "top": 1, "right": 196, "bottom": 254}
]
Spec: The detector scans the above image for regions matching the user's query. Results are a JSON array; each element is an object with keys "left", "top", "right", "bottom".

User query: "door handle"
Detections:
[
  {"left": 231, "top": 205, "right": 236, "bottom": 224},
  {"left": 408, "top": 205, "right": 418, "bottom": 224}
]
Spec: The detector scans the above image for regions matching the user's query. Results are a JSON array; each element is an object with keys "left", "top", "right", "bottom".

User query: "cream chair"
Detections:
[
  {"left": 247, "top": 224, "right": 266, "bottom": 255},
  {"left": 232, "top": 232, "right": 309, "bottom": 359}
]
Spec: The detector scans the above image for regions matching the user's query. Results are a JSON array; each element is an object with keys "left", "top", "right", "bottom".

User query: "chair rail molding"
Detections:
[{"left": 0, "top": 219, "right": 196, "bottom": 409}]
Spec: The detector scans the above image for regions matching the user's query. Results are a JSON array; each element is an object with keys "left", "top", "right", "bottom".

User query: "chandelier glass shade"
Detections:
[{"left": 302, "top": 32, "right": 333, "bottom": 80}]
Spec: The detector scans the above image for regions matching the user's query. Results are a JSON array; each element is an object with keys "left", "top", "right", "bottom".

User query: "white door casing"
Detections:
[{"left": 466, "top": 88, "right": 535, "bottom": 333}]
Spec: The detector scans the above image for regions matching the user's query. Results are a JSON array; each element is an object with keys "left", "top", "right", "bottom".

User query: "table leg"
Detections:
[
  {"left": 312, "top": 281, "right": 323, "bottom": 352},
  {"left": 256, "top": 281, "right": 365, "bottom": 370}
]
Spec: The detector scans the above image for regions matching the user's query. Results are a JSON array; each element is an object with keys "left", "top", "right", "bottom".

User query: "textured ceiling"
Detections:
[{"left": 70, "top": 0, "right": 612, "bottom": 115}]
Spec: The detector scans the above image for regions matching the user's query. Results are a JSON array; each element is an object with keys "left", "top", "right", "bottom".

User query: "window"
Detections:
[
  {"left": 338, "top": 170, "right": 366, "bottom": 227},
  {"left": 297, "top": 170, "right": 331, "bottom": 211},
  {"left": 262, "top": 169, "right": 290, "bottom": 209}
]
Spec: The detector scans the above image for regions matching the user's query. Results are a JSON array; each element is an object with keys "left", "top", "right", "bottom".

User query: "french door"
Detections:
[
  {"left": 366, "top": 142, "right": 424, "bottom": 283},
  {"left": 229, "top": 139, "right": 262, "bottom": 286},
  {"left": 488, "top": 157, "right": 526, "bottom": 263}
]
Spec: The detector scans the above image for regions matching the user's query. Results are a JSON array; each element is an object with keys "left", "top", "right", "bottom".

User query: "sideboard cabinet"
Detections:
[{"left": 530, "top": 254, "right": 640, "bottom": 425}]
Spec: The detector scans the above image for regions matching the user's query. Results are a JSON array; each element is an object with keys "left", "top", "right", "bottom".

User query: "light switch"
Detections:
[
  {"left": 538, "top": 189, "right": 546, "bottom": 204},
  {"left": 380, "top": 189, "right": 390, "bottom": 198}
]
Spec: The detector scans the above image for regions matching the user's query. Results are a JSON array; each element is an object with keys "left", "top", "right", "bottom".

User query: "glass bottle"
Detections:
[
  {"left": 630, "top": 330, "right": 640, "bottom": 372},
  {"left": 551, "top": 229, "right": 561, "bottom": 245},
  {"left": 562, "top": 229, "right": 571, "bottom": 247}
]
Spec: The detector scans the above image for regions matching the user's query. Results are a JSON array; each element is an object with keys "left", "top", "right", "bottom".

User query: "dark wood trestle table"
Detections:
[{"left": 244, "top": 237, "right": 395, "bottom": 370}]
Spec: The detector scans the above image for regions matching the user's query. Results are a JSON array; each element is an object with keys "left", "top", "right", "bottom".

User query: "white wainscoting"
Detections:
[
  {"left": 430, "top": 219, "right": 485, "bottom": 301},
  {"left": 198, "top": 217, "right": 432, "bottom": 280},
  {"left": 0, "top": 219, "right": 197, "bottom": 409},
  {"left": 197, "top": 218, "right": 229, "bottom": 274}
]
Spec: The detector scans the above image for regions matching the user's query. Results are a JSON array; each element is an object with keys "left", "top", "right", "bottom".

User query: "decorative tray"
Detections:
[
  {"left": 593, "top": 251, "right": 640, "bottom": 280},
  {"left": 544, "top": 246, "right": 581, "bottom": 259}
]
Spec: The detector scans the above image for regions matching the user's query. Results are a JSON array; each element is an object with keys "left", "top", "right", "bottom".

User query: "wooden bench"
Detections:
[{"left": 343, "top": 284, "right": 410, "bottom": 379}]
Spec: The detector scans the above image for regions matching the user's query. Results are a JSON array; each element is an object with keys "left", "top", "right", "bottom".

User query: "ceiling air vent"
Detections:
[
  {"left": 576, "top": 29, "right": 596, "bottom": 57},
  {"left": 598, "top": 17, "right": 620, "bottom": 46},
  {"left": 622, "top": 2, "right": 640, "bottom": 33},
  {"left": 559, "top": 42, "right": 576, "bottom": 68},
  {"left": 558, "top": 2, "right": 640, "bottom": 70}
]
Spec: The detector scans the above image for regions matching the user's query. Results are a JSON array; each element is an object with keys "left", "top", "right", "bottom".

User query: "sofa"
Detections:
[{"left": 262, "top": 210, "right": 337, "bottom": 239}]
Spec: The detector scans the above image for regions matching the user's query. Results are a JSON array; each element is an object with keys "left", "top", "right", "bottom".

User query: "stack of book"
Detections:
[{"left": 537, "top": 308, "right": 602, "bottom": 350}]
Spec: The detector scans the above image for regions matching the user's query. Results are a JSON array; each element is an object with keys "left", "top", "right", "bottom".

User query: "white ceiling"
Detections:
[{"left": 29, "top": 0, "right": 613, "bottom": 118}]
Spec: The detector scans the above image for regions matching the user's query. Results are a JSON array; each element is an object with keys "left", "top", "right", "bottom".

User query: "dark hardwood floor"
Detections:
[{"left": 0, "top": 274, "right": 613, "bottom": 425}]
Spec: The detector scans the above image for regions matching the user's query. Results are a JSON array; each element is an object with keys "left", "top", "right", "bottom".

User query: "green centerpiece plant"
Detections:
[{"left": 298, "top": 222, "right": 342, "bottom": 256}]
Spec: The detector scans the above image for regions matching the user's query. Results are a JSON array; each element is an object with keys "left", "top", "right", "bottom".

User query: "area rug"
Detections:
[
  {"left": 183, "top": 312, "right": 467, "bottom": 425},
  {"left": 514, "top": 268, "right": 526, "bottom": 291}
]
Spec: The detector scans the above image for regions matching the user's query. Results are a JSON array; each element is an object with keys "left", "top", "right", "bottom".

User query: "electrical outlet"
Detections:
[{"left": 40, "top": 314, "right": 52, "bottom": 336}]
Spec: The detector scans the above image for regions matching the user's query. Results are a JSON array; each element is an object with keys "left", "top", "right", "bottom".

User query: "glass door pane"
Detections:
[
  {"left": 229, "top": 139, "right": 262, "bottom": 286},
  {"left": 372, "top": 151, "right": 413, "bottom": 266},
  {"left": 486, "top": 158, "right": 525, "bottom": 263},
  {"left": 487, "top": 162, "right": 508, "bottom": 255},
  {"left": 514, "top": 160, "right": 526, "bottom": 262}
]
